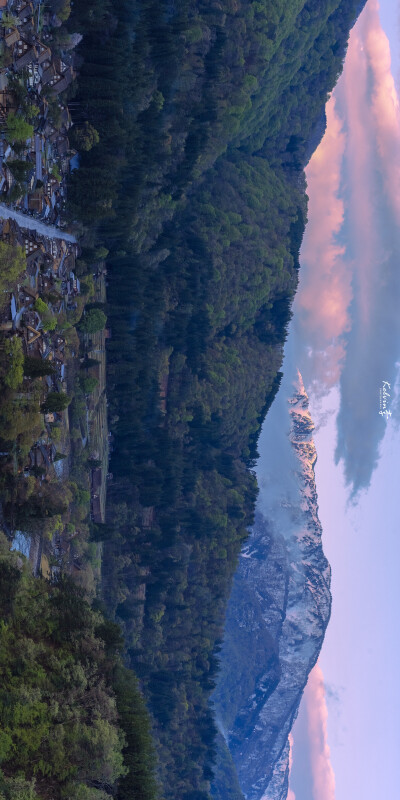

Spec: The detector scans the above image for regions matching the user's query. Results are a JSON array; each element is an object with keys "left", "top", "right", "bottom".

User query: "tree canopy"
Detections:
[
  {"left": 79, "top": 308, "right": 107, "bottom": 333},
  {"left": 0, "top": 241, "right": 25, "bottom": 297},
  {"left": 41, "top": 392, "right": 72, "bottom": 412},
  {"left": 71, "top": 122, "right": 100, "bottom": 152},
  {"left": 6, "top": 112, "right": 34, "bottom": 144}
]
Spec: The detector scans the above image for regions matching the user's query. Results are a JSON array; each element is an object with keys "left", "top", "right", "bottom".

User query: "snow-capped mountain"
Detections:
[{"left": 212, "top": 371, "right": 331, "bottom": 800}]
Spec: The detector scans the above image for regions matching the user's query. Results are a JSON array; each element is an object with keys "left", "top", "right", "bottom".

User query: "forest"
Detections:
[
  {"left": 0, "top": 533, "right": 157, "bottom": 800},
  {"left": 0, "top": 0, "right": 365, "bottom": 798},
  {"left": 63, "top": 0, "right": 365, "bottom": 797}
]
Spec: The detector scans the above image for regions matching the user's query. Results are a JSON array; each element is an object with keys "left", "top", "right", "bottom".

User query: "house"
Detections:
[
  {"left": 14, "top": 37, "right": 38, "bottom": 71},
  {"left": 4, "top": 164, "right": 14, "bottom": 193},
  {"left": 38, "top": 272, "right": 55, "bottom": 294},
  {"left": 24, "top": 235, "right": 44, "bottom": 266},
  {"left": 25, "top": 325, "right": 41, "bottom": 347},
  {"left": 17, "top": 3, "right": 34, "bottom": 26},
  {"left": 4, "top": 28, "right": 19, "bottom": 48},
  {"left": 69, "top": 271, "right": 80, "bottom": 294},
  {"left": 53, "top": 348, "right": 65, "bottom": 378},
  {"left": 60, "top": 106, "right": 72, "bottom": 132},
  {"left": 51, "top": 66, "right": 75, "bottom": 95},
  {"left": 28, "top": 442, "right": 56, "bottom": 473},
  {"left": 54, "top": 334, "right": 65, "bottom": 349},
  {"left": 18, "top": 285, "right": 37, "bottom": 306},
  {"left": 56, "top": 134, "right": 69, "bottom": 157},
  {"left": 27, "top": 62, "right": 40, "bottom": 89},
  {"left": 38, "top": 442, "right": 57, "bottom": 469},
  {"left": 28, "top": 191, "right": 44, "bottom": 213},
  {"left": 0, "top": 89, "right": 18, "bottom": 124},
  {"left": 47, "top": 60, "right": 75, "bottom": 96},
  {"left": 35, "top": 40, "right": 52, "bottom": 66},
  {"left": 40, "top": 62, "right": 56, "bottom": 86}
]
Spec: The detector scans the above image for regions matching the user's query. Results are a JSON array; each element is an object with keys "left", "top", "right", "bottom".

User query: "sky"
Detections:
[{"left": 282, "top": 1, "right": 400, "bottom": 797}]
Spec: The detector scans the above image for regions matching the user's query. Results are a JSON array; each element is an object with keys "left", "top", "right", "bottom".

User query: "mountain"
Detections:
[
  {"left": 212, "top": 372, "right": 331, "bottom": 800},
  {"left": 65, "top": 0, "right": 366, "bottom": 795}
]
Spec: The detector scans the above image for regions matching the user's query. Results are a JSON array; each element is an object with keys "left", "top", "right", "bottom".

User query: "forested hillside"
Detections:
[
  {"left": 0, "top": 534, "right": 157, "bottom": 800},
  {"left": 64, "top": 0, "right": 365, "bottom": 797}
]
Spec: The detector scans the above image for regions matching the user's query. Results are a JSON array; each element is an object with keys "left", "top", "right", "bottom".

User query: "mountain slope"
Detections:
[{"left": 212, "top": 373, "right": 331, "bottom": 800}]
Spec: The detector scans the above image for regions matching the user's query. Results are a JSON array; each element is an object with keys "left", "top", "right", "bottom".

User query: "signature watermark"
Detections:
[{"left": 379, "top": 380, "right": 392, "bottom": 420}]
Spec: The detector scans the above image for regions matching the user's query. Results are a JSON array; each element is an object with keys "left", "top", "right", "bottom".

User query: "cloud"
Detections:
[
  {"left": 364, "top": 0, "right": 400, "bottom": 224},
  {"left": 304, "top": 663, "right": 336, "bottom": 800},
  {"left": 295, "top": 1, "right": 400, "bottom": 495},
  {"left": 332, "top": 2, "right": 400, "bottom": 494},
  {"left": 294, "top": 96, "right": 351, "bottom": 394}
]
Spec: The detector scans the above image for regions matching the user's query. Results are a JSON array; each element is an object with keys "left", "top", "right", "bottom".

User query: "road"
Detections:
[{"left": 0, "top": 203, "right": 77, "bottom": 242}]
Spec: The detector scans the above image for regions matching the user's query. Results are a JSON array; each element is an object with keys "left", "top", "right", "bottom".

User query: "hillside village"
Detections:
[
  {"left": 0, "top": 0, "right": 79, "bottom": 213},
  {"left": 0, "top": 0, "right": 109, "bottom": 588}
]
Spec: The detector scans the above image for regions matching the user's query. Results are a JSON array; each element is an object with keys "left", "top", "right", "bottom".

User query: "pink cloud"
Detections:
[
  {"left": 340, "top": 15, "right": 377, "bottom": 326},
  {"left": 287, "top": 733, "right": 296, "bottom": 800},
  {"left": 297, "top": 0, "right": 400, "bottom": 396},
  {"left": 296, "top": 95, "right": 351, "bottom": 393},
  {"left": 299, "top": 96, "right": 351, "bottom": 342},
  {"left": 304, "top": 663, "right": 336, "bottom": 800},
  {"left": 363, "top": 0, "right": 400, "bottom": 224}
]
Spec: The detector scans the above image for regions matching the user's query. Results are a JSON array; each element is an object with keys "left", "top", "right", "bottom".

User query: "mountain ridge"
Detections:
[{"left": 212, "top": 371, "right": 331, "bottom": 800}]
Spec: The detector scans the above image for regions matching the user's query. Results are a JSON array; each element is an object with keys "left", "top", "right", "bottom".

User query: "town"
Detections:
[{"left": 0, "top": 0, "right": 109, "bottom": 591}]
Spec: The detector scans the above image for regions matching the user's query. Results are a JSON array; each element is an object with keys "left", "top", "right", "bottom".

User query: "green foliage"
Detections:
[
  {"left": 41, "top": 392, "right": 71, "bottom": 412},
  {"left": 6, "top": 113, "right": 34, "bottom": 144},
  {"left": 78, "top": 308, "right": 107, "bottom": 334},
  {"left": 0, "top": 544, "right": 125, "bottom": 796},
  {"left": 0, "top": 536, "right": 159, "bottom": 800},
  {"left": 80, "top": 375, "right": 99, "bottom": 394},
  {"left": 210, "top": 733, "right": 245, "bottom": 800},
  {"left": 82, "top": 357, "right": 100, "bottom": 369},
  {"left": 0, "top": 772, "right": 39, "bottom": 800},
  {"left": 79, "top": 274, "right": 95, "bottom": 297},
  {"left": 53, "top": 0, "right": 71, "bottom": 21},
  {"left": 70, "top": 123, "right": 100, "bottom": 152},
  {"left": 93, "top": 247, "right": 109, "bottom": 260},
  {"left": 4, "top": 337, "right": 24, "bottom": 390},
  {"left": 0, "top": 242, "right": 25, "bottom": 296},
  {"left": 113, "top": 665, "right": 159, "bottom": 800},
  {"left": 23, "top": 357, "right": 56, "bottom": 378},
  {"left": 7, "top": 160, "right": 33, "bottom": 183},
  {"left": 34, "top": 298, "right": 57, "bottom": 331},
  {"left": 50, "top": 163, "right": 62, "bottom": 182},
  {"left": 75, "top": 485, "right": 91, "bottom": 506}
]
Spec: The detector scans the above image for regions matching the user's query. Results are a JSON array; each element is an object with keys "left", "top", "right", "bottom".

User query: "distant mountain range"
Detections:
[{"left": 212, "top": 372, "right": 331, "bottom": 800}]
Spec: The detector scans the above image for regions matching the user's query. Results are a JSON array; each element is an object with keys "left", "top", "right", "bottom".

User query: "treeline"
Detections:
[
  {"left": 65, "top": 0, "right": 365, "bottom": 797},
  {"left": 0, "top": 534, "right": 158, "bottom": 800}
]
